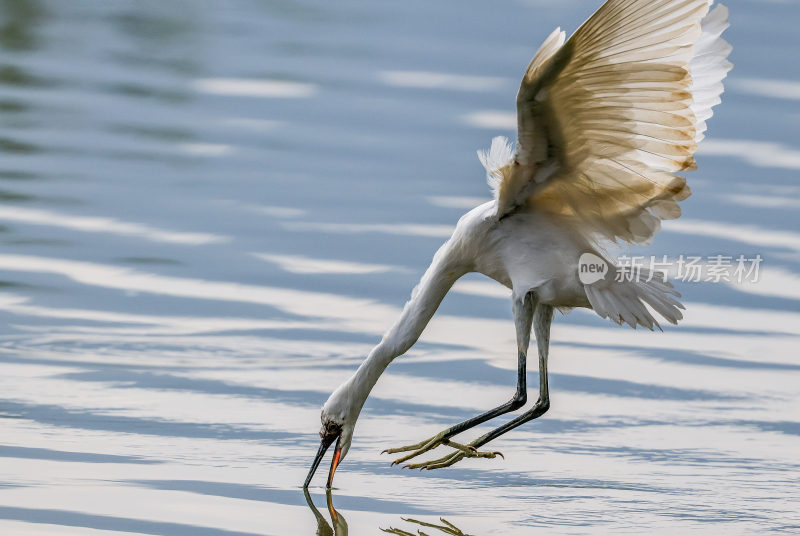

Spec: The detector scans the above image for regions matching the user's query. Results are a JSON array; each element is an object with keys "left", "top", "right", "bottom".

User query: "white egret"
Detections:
[{"left": 304, "top": 0, "right": 732, "bottom": 488}]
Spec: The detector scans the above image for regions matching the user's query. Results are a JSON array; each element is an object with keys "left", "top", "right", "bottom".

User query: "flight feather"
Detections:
[{"left": 481, "top": 0, "right": 732, "bottom": 245}]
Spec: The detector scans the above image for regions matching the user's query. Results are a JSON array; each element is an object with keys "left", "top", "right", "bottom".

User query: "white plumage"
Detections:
[
  {"left": 690, "top": 5, "right": 733, "bottom": 143},
  {"left": 305, "top": 0, "right": 732, "bottom": 489}
]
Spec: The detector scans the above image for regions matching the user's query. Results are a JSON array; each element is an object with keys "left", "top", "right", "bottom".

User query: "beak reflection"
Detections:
[{"left": 304, "top": 487, "right": 348, "bottom": 536}]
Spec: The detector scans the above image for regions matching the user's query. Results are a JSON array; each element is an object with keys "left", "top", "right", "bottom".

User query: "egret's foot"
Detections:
[
  {"left": 405, "top": 450, "right": 463, "bottom": 470},
  {"left": 403, "top": 441, "right": 503, "bottom": 470},
  {"left": 382, "top": 432, "right": 450, "bottom": 466},
  {"left": 443, "top": 440, "right": 504, "bottom": 459},
  {"left": 381, "top": 436, "right": 437, "bottom": 455}
]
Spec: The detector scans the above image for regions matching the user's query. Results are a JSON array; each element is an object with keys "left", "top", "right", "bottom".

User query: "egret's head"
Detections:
[{"left": 303, "top": 382, "right": 359, "bottom": 489}]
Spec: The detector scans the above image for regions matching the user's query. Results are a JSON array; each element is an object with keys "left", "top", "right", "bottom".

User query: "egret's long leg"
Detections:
[
  {"left": 384, "top": 293, "right": 537, "bottom": 466},
  {"left": 406, "top": 304, "right": 554, "bottom": 471}
]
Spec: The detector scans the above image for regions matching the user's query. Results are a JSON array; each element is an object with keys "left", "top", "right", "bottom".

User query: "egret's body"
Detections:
[
  {"left": 304, "top": 0, "right": 732, "bottom": 488},
  {"left": 464, "top": 201, "right": 593, "bottom": 308}
]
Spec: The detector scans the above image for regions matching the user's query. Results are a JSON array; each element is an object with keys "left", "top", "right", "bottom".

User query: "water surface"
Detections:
[{"left": 1, "top": 0, "right": 799, "bottom": 534}]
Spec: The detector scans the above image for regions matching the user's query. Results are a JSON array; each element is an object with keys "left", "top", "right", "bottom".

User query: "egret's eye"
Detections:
[{"left": 320, "top": 420, "right": 342, "bottom": 439}]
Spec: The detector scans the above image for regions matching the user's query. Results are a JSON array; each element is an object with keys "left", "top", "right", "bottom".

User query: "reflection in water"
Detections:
[
  {"left": 193, "top": 78, "right": 318, "bottom": 98},
  {"left": 383, "top": 517, "right": 476, "bottom": 536},
  {"left": 698, "top": 139, "right": 800, "bottom": 171},
  {"left": 426, "top": 196, "right": 488, "bottom": 210},
  {"left": 0, "top": 206, "right": 228, "bottom": 244},
  {"left": 462, "top": 110, "right": 516, "bottom": 129},
  {"left": 378, "top": 70, "right": 507, "bottom": 92},
  {"left": 305, "top": 490, "right": 475, "bottom": 536},
  {"left": 665, "top": 217, "right": 800, "bottom": 253},
  {"left": 0, "top": 0, "right": 44, "bottom": 52},
  {"left": 282, "top": 220, "right": 454, "bottom": 238},
  {"left": 732, "top": 77, "right": 800, "bottom": 101},
  {"left": 305, "top": 489, "right": 348, "bottom": 536},
  {"left": 721, "top": 193, "right": 800, "bottom": 210},
  {"left": 254, "top": 252, "right": 398, "bottom": 275},
  {"left": 112, "top": 2, "right": 199, "bottom": 75}
]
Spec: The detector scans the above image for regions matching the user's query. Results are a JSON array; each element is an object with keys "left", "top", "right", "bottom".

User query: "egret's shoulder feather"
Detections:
[{"left": 477, "top": 136, "right": 515, "bottom": 197}]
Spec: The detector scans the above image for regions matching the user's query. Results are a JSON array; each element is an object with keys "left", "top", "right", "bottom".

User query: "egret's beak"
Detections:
[
  {"left": 326, "top": 437, "right": 343, "bottom": 489},
  {"left": 303, "top": 431, "right": 342, "bottom": 489}
]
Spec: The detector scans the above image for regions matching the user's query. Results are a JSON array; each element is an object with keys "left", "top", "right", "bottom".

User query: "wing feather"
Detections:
[{"left": 484, "top": 0, "right": 732, "bottom": 244}]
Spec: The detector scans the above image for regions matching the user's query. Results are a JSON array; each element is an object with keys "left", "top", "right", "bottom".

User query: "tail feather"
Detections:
[
  {"left": 585, "top": 270, "right": 684, "bottom": 331},
  {"left": 639, "top": 285, "right": 685, "bottom": 317}
]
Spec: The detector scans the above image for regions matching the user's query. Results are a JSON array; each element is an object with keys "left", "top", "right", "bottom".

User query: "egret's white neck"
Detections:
[{"left": 344, "top": 241, "right": 465, "bottom": 413}]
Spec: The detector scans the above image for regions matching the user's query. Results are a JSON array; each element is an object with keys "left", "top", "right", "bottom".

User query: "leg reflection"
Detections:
[{"left": 382, "top": 517, "right": 475, "bottom": 536}]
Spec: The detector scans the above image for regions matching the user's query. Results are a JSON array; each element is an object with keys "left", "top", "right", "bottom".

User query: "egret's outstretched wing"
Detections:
[{"left": 483, "top": 0, "right": 731, "bottom": 244}]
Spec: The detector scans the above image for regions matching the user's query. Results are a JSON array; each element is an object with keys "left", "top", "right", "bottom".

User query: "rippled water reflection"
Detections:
[{"left": 1, "top": 0, "right": 799, "bottom": 534}]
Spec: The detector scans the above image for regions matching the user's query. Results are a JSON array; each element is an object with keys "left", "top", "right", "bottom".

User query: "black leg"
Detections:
[
  {"left": 470, "top": 303, "right": 554, "bottom": 448},
  {"left": 384, "top": 292, "right": 537, "bottom": 466},
  {"left": 408, "top": 303, "right": 554, "bottom": 470}
]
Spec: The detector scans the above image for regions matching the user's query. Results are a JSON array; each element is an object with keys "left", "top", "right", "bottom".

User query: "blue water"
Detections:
[{"left": 1, "top": 0, "right": 799, "bottom": 534}]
